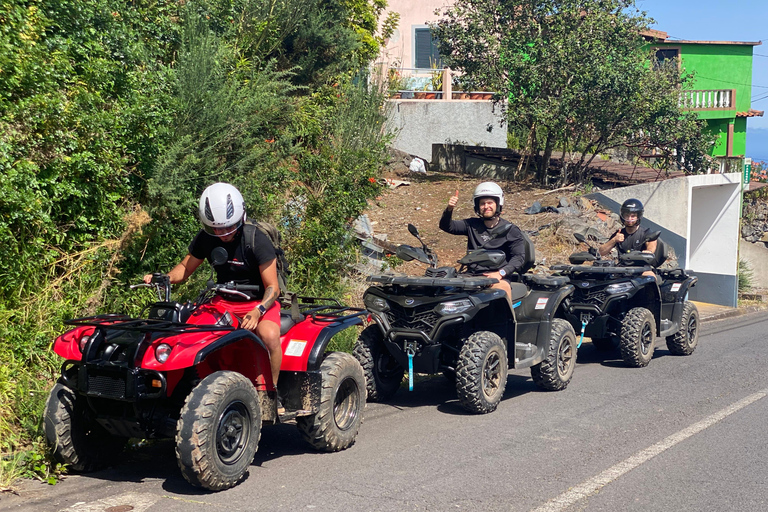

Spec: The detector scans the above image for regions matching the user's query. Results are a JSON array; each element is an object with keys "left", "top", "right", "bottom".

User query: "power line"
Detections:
[{"left": 693, "top": 75, "right": 768, "bottom": 89}]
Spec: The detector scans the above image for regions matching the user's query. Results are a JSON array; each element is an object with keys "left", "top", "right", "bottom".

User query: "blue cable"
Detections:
[
  {"left": 408, "top": 351, "right": 414, "bottom": 391},
  {"left": 578, "top": 319, "right": 588, "bottom": 349}
]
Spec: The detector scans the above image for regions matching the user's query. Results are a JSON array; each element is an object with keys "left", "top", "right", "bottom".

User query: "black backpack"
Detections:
[{"left": 242, "top": 220, "right": 295, "bottom": 299}]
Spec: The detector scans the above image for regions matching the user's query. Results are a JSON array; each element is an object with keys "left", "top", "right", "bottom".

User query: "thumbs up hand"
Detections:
[{"left": 447, "top": 190, "right": 459, "bottom": 210}]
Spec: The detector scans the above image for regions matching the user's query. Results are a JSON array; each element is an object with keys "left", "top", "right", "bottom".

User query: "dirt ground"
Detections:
[{"left": 361, "top": 167, "right": 584, "bottom": 276}]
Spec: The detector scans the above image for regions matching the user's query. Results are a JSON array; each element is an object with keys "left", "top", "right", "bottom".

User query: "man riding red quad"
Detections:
[{"left": 144, "top": 183, "right": 282, "bottom": 387}]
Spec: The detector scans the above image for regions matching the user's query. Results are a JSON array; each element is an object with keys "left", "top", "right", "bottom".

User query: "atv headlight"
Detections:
[
  {"left": 436, "top": 299, "right": 473, "bottom": 315},
  {"left": 605, "top": 282, "right": 634, "bottom": 294},
  {"left": 155, "top": 343, "right": 172, "bottom": 364},
  {"left": 364, "top": 294, "right": 389, "bottom": 312}
]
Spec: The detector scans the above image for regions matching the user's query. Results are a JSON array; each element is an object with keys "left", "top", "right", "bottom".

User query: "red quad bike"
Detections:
[{"left": 44, "top": 248, "right": 367, "bottom": 491}]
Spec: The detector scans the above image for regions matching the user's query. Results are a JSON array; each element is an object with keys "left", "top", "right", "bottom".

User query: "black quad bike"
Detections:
[
  {"left": 44, "top": 248, "right": 367, "bottom": 490},
  {"left": 551, "top": 232, "right": 699, "bottom": 367},
  {"left": 354, "top": 224, "right": 578, "bottom": 414}
]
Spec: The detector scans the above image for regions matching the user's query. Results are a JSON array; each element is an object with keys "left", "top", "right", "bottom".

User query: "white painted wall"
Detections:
[
  {"left": 386, "top": 99, "right": 507, "bottom": 161},
  {"left": 588, "top": 173, "right": 742, "bottom": 307},
  {"left": 739, "top": 239, "right": 768, "bottom": 290}
]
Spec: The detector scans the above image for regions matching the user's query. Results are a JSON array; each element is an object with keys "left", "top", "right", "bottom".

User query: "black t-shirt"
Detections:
[
  {"left": 439, "top": 209, "right": 526, "bottom": 276},
  {"left": 189, "top": 228, "right": 276, "bottom": 299},
  {"left": 610, "top": 226, "right": 650, "bottom": 254}
]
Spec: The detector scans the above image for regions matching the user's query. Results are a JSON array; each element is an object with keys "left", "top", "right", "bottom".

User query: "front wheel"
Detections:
[
  {"left": 531, "top": 319, "right": 577, "bottom": 391},
  {"left": 297, "top": 352, "right": 366, "bottom": 452},
  {"left": 44, "top": 381, "right": 127, "bottom": 472},
  {"left": 353, "top": 325, "right": 403, "bottom": 402},
  {"left": 620, "top": 307, "right": 656, "bottom": 367},
  {"left": 666, "top": 301, "right": 699, "bottom": 355},
  {"left": 456, "top": 331, "right": 508, "bottom": 414},
  {"left": 176, "top": 371, "right": 261, "bottom": 491}
]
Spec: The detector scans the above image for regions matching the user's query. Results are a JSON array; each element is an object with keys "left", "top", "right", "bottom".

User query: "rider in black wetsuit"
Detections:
[
  {"left": 439, "top": 182, "right": 526, "bottom": 301},
  {"left": 599, "top": 198, "right": 657, "bottom": 265}
]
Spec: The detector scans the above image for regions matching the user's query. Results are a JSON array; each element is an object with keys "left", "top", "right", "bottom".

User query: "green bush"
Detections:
[{"left": 0, "top": 0, "right": 392, "bottom": 487}]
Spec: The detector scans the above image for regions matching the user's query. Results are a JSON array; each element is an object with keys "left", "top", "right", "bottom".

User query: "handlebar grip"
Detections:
[{"left": 233, "top": 284, "right": 261, "bottom": 291}]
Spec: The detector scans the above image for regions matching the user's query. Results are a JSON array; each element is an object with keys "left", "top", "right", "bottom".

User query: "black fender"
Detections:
[
  {"left": 532, "top": 284, "right": 576, "bottom": 361},
  {"left": 511, "top": 284, "right": 575, "bottom": 368},
  {"left": 666, "top": 274, "right": 699, "bottom": 327}
]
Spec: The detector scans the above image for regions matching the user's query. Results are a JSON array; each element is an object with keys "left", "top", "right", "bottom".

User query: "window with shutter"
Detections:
[{"left": 414, "top": 27, "right": 442, "bottom": 69}]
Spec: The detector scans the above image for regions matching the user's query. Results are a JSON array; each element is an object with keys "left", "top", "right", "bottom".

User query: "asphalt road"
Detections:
[{"left": 3, "top": 311, "right": 768, "bottom": 512}]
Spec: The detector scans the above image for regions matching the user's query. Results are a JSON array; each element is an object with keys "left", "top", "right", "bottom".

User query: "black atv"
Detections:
[
  {"left": 551, "top": 231, "right": 699, "bottom": 367},
  {"left": 354, "top": 224, "right": 577, "bottom": 414}
]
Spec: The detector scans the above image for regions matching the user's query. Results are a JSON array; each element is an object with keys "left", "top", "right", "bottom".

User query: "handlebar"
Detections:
[
  {"left": 130, "top": 273, "right": 171, "bottom": 302},
  {"left": 208, "top": 282, "right": 261, "bottom": 300}
]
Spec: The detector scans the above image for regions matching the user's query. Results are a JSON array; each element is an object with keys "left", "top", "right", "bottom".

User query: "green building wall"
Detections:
[{"left": 651, "top": 42, "right": 754, "bottom": 157}]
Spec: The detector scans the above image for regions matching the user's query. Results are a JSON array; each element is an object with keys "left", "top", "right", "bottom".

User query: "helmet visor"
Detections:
[{"left": 202, "top": 218, "right": 243, "bottom": 237}]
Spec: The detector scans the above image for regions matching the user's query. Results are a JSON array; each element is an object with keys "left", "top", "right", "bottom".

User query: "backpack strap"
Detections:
[{"left": 243, "top": 223, "right": 292, "bottom": 312}]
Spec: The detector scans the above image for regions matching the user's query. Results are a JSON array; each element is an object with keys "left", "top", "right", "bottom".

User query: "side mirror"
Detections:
[
  {"left": 211, "top": 247, "right": 229, "bottom": 267},
  {"left": 573, "top": 232, "right": 586, "bottom": 243},
  {"left": 396, "top": 244, "right": 430, "bottom": 264},
  {"left": 407, "top": 223, "right": 419, "bottom": 238},
  {"left": 569, "top": 251, "right": 597, "bottom": 264}
]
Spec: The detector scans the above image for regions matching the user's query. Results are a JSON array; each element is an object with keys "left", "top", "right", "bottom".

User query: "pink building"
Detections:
[{"left": 378, "top": 1, "right": 455, "bottom": 74}]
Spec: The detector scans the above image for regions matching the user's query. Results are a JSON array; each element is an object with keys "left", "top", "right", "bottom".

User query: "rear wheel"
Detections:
[
  {"left": 666, "top": 301, "right": 699, "bottom": 355},
  {"left": 620, "top": 307, "right": 656, "bottom": 367},
  {"left": 44, "top": 381, "right": 127, "bottom": 472},
  {"left": 456, "top": 331, "right": 508, "bottom": 414},
  {"left": 297, "top": 352, "right": 365, "bottom": 452},
  {"left": 353, "top": 325, "right": 403, "bottom": 402},
  {"left": 531, "top": 319, "right": 577, "bottom": 390},
  {"left": 176, "top": 371, "right": 261, "bottom": 491}
]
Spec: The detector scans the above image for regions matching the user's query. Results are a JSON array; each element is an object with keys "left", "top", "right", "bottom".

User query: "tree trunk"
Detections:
[
  {"left": 516, "top": 124, "right": 536, "bottom": 181},
  {"left": 558, "top": 146, "right": 568, "bottom": 188},
  {"left": 538, "top": 132, "right": 555, "bottom": 186}
]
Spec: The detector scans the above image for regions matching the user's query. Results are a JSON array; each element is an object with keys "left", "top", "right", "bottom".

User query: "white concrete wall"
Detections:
[
  {"left": 739, "top": 239, "right": 768, "bottom": 290},
  {"left": 386, "top": 99, "right": 507, "bottom": 161},
  {"left": 588, "top": 173, "right": 742, "bottom": 307}
]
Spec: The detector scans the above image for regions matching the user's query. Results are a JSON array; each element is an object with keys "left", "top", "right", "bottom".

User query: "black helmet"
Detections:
[{"left": 620, "top": 198, "right": 644, "bottom": 226}]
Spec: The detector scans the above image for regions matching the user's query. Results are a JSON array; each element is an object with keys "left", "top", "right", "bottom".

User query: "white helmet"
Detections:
[
  {"left": 198, "top": 182, "right": 246, "bottom": 237},
  {"left": 473, "top": 182, "right": 504, "bottom": 216}
]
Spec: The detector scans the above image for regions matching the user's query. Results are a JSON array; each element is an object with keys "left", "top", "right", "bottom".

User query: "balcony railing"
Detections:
[{"left": 680, "top": 89, "right": 735, "bottom": 111}]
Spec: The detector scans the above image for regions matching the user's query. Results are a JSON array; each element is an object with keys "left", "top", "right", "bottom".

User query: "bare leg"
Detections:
[
  {"left": 256, "top": 319, "right": 282, "bottom": 386},
  {"left": 491, "top": 279, "right": 513, "bottom": 303}
]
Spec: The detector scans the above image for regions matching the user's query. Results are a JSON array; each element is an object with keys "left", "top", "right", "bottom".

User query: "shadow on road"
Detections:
[
  {"left": 367, "top": 372, "right": 543, "bottom": 416},
  {"left": 55, "top": 420, "right": 352, "bottom": 496},
  {"left": 575, "top": 341, "right": 673, "bottom": 368}
]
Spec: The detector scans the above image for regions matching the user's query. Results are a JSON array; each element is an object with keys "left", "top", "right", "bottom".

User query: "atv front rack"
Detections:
[
  {"left": 550, "top": 264, "right": 650, "bottom": 275},
  {"left": 64, "top": 314, "right": 237, "bottom": 334},
  {"left": 65, "top": 297, "right": 367, "bottom": 334},
  {"left": 367, "top": 273, "right": 497, "bottom": 289}
]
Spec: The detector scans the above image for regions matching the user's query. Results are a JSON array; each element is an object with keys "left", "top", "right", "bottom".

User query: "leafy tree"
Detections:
[{"left": 432, "top": 0, "right": 714, "bottom": 185}]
